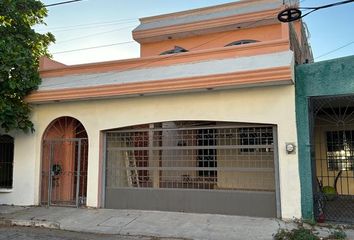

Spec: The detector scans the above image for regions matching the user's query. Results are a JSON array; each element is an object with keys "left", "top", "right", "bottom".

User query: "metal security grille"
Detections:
[
  {"left": 311, "top": 96, "right": 354, "bottom": 223},
  {"left": 41, "top": 139, "right": 88, "bottom": 207},
  {"left": 105, "top": 122, "right": 275, "bottom": 192},
  {"left": 41, "top": 117, "right": 89, "bottom": 208},
  {"left": 0, "top": 135, "right": 14, "bottom": 189}
]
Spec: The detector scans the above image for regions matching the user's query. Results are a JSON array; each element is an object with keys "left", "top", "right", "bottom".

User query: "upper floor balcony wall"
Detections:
[
  {"left": 133, "top": 0, "right": 297, "bottom": 57},
  {"left": 139, "top": 24, "right": 283, "bottom": 57}
]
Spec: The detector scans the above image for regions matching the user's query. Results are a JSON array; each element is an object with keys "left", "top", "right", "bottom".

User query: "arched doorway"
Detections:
[{"left": 41, "top": 117, "right": 88, "bottom": 207}]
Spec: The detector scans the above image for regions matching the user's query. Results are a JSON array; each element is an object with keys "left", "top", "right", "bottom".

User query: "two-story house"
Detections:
[{"left": 0, "top": 0, "right": 312, "bottom": 219}]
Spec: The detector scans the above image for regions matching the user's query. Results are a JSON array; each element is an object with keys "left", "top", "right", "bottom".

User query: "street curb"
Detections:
[
  {"left": 0, "top": 218, "right": 60, "bottom": 229},
  {"left": 0, "top": 218, "right": 191, "bottom": 239}
]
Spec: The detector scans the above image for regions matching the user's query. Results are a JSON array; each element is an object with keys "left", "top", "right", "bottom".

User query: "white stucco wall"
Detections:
[
  {"left": 0, "top": 85, "right": 300, "bottom": 219},
  {"left": 0, "top": 130, "right": 38, "bottom": 205}
]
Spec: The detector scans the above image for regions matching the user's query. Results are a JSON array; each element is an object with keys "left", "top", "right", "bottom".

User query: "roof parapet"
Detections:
[{"left": 133, "top": 0, "right": 285, "bottom": 43}]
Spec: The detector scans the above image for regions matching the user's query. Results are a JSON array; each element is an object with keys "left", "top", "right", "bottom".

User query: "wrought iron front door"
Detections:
[
  {"left": 41, "top": 138, "right": 88, "bottom": 207},
  {"left": 311, "top": 95, "right": 354, "bottom": 223}
]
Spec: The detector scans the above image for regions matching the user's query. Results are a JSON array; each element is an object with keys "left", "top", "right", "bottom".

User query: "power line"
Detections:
[
  {"left": 301, "top": 0, "right": 354, "bottom": 10},
  {"left": 301, "top": 0, "right": 354, "bottom": 18},
  {"left": 279, "top": 0, "right": 354, "bottom": 22},
  {"left": 37, "top": 19, "right": 138, "bottom": 32},
  {"left": 55, "top": 25, "right": 137, "bottom": 44},
  {"left": 52, "top": 13, "right": 271, "bottom": 56},
  {"left": 45, "top": 0, "right": 84, "bottom": 7},
  {"left": 315, "top": 41, "right": 354, "bottom": 60},
  {"left": 52, "top": 41, "right": 135, "bottom": 54}
]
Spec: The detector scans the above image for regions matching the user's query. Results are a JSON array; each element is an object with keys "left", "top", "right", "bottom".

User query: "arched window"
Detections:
[
  {"left": 225, "top": 39, "right": 259, "bottom": 47},
  {"left": 160, "top": 46, "right": 188, "bottom": 55},
  {"left": 0, "top": 135, "right": 14, "bottom": 189}
]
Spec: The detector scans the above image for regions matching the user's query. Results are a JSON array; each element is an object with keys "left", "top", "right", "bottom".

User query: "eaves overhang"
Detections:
[
  {"left": 28, "top": 50, "right": 295, "bottom": 104},
  {"left": 27, "top": 66, "right": 293, "bottom": 104},
  {"left": 40, "top": 39, "right": 290, "bottom": 78}
]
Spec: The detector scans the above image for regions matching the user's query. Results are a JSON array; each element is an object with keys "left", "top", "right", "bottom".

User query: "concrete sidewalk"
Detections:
[{"left": 0, "top": 206, "right": 353, "bottom": 240}]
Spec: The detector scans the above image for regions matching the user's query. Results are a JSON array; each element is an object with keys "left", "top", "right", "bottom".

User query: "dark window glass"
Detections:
[
  {"left": 0, "top": 135, "right": 14, "bottom": 189},
  {"left": 160, "top": 46, "right": 188, "bottom": 55},
  {"left": 225, "top": 39, "right": 259, "bottom": 47},
  {"left": 197, "top": 129, "right": 217, "bottom": 179}
]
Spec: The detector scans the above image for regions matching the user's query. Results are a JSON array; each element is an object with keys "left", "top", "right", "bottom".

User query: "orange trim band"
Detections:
[
  {"left": 40, "top": 39, "right": 290, "bottom": 78},
  {"left": 29, "top": 66, "right": 292, "bottom": 103}
]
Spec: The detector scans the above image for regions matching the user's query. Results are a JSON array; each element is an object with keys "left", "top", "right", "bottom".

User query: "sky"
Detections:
[{"left": 37, "top": 0, "right": 354, "bottom": 65}]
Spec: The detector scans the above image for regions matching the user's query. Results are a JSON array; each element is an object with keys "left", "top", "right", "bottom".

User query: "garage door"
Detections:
[{"left": 104, "top": 121, "right": 279, "bottom": 217}]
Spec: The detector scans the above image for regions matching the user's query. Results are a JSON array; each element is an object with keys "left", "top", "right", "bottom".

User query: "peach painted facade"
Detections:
[
  {"left": 140, "top": 24, "right": 283, "bottom": 57},
  {"left": 1, "top": 0, "right": 312, "bottom": 219}
]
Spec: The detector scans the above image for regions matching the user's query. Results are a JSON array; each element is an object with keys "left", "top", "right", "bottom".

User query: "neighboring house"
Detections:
[
  {"left": 0, "top": 0, "right": 312, "bottom": 219},
  {"left": 296, "top": 56, "right": 354, "bottom": 223}
]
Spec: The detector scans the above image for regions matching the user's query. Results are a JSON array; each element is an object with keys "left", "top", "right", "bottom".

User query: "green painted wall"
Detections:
[{"left": 296, "top": 55, "right": 354, "bottom": 219}]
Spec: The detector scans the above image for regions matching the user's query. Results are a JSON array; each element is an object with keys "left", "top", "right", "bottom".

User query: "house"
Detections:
[
  {"left": 296, "top": 55, "right": 354, "bottom": 223},
  {"left": 0, "top": 0, "right": 312, "bottom": 219}
]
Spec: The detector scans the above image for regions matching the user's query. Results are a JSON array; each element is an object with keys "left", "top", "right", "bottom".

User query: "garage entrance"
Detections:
[{"left": 104, "top": 121, "right": 279, "bottom": 217}]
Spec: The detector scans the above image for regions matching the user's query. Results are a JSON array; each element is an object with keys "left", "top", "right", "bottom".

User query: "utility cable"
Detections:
[
  {"left": 300, "top": 0, "right": 354, "bottom": 18},
  {"left": 315, "top": 40, "right": 354, "bottom": 60},
  {"left": 37, "top": 19, "right": 138, "bottom": 32},
  {"left": 52, "top": 41, "right": 136, "bottom": 54},
  {"left": 55, "top": 25, "right": 137, "bottom": 44},
  {"left": 278, "top": 0, "right": 354, "bottom": 22},
  {"left": 52, "top": 13, "right": 270, "bottom": 56},
  {"left": 45, "top": 0, "right": 84, "bottom": 7}
]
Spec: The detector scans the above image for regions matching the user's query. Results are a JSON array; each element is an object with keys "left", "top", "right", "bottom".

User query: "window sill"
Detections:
[{"left": 0, "top": 188, "right": 13, "bottom": 193}]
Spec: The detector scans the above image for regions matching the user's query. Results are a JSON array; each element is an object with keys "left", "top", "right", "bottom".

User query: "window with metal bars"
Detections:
[
  {"left": 105, "top": 121, "right": 276, "bottom": 192},
  {"left": 239, "top": 127, "right": 274, "bottom": 153},
  {"left": 0, "top": 135, "right": 14, "bottom": 189},
  {"left": 326, "top": 131, "right": 354, "bottom": 171}
]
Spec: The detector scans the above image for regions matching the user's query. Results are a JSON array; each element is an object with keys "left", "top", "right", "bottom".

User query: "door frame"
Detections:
[{"left": 41, "top": 138, "right": 87, "bottom": 207}]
